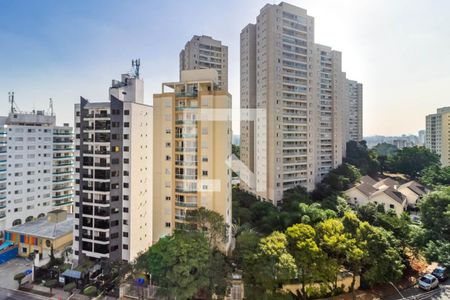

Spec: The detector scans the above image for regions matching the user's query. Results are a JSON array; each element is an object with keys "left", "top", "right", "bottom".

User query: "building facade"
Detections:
[
  {"left": 346, "top": 79, "right": 363, "bottom": 142},
  {"left": 0, "top": 110, "right": 74, "bottom": 232},
  {"left": 180, "top": 35, "right": 228, "bottom": 91},
  {"left": 240, "top": 2, "right": 348, "bottom": 204},
  {"left": 73, "top": 66, "right": 152, "bottom": 263},
  {"left": 153, "top": 69, "right": 232, "bottom": 248},
  {"left": 425, "top": 107, "right": 450, "bottom": 166}
]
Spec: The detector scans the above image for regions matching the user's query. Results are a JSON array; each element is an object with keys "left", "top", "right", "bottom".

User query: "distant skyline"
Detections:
[{"left": 1, "top": 0, "right": 450, "bottom": 136}]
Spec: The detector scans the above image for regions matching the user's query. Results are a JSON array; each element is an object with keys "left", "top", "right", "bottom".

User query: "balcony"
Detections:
[
  {"left": 175, "top": 133, "right": 198, "bottom": 139},
  {"left": 175, "top": 106, "right": 199, "bottom": 111},
  {"left": 95, "top": 162, "right": 110, "bottom": 168},
  {"left": 175, "top": 188, "right": 197, "bottom": 194},
  {"left": 175, "top": 174, "right": 197, "bottom": 180},
  {"left": 175, "top": 91, "right": 198, "bottom": 98},
  {"left": 175, "top": 120, "right": 197, "bottom": 125},
  {"left": 175, "top": 147, "right": 198, "bottom": 153},
  {"left": 53, "top": 200, "right": 73, "bottom": 207},
  {"left": 53, "top": 193, "right": 74, "bottom": 199},
  {"left": 53, "top": 147, "right": 75, "bottom": 152},
  {"left": 94, "top": 113, "right": 110, "bottom": 118},
  {"left": 175, "top": 202, "right": 198, "bottom": 208},
  {"left": 175, "top": 160, "right": 198, "bottom": 166},
  {"left": 94, "top": 219, "right": 109, "bottom": 229}
]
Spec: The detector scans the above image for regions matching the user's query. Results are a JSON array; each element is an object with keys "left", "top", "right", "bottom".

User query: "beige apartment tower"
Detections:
[
  {"left": 425, "top": 107, "right": 450, "bottom": 166},
  {"left": 153, "top": 69, "right": 232, "bottom": 247},
  {"left": 180, "top": 35, "right": 228, "bottom": 91},
  {"left": 346, "top": 79, "right": 363, "bottom": 142},
  {"left": 240, "top": 2, "right": 347, "bottom": 204}
]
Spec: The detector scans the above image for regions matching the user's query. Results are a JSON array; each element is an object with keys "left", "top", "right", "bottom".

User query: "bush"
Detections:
[
  {"left": 13, "top": 272, "right": 26, "bottom": 285},
  {"left": 44, "top": 278, "right": 58, "bottom": 293},
  {"left": 64, "top": 282, "right": 76, "bottom": 293},
  {"left": 83, "top": 285, "right": 98, "bottom": 297}
]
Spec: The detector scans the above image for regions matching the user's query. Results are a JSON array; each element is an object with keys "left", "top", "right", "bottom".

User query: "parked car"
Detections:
[
  {"left": 418, "top": 274, "right": 439, "bottom": 290},
  {"left": 432, "top": 266, "right": 449, "bottom": 282}
]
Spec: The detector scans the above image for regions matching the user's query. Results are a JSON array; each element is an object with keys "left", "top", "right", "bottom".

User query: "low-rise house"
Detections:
[
  {"left": 344, "top": 176, "right": 426, "bottom": 216},
  {"left": 398, "top": 181, "right": 427, "bottom": 208},
  {"left": 4, "top": 209, "right": 73, "bottom": 266}
]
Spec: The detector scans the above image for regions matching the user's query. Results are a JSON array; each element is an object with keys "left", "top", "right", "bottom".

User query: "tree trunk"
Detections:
[{"left": 351, "top": 273, "right": 357, "bottom": 300}]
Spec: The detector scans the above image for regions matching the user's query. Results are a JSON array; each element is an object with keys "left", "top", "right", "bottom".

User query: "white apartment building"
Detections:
[
  {"left": 346, "top": 79, "right": 363, "bottom": 142},
  {"left": 180, "top": 35, "right": 229, "bottom": 91},
  {"left": 425, "top": 107, "right": 450, "bottom": 166},
  {"left": 73, "top": 63, "right": 153, "bottom": 263},
  {"left": 153, "top": 69, "right": 232, "bottom": 249},
  {"left": 240, "top": 2, "right": 348, "bottom": 204},
  {"left": 0, "top": 109, "right": 74, "bottom": 232}
]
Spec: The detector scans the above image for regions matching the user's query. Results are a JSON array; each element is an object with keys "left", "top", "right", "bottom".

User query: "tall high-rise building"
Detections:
[
  {"left": 346, "top": 79, "right": 363, "bottom": 142},
  {"left": 418, "top": 129, "right": 425, "bottom": 146},
  {"left": 0, "top": 106, "right": 74, "bottom": 231},
  {"left": 180, "top": 35, "right": 228, "bottom": 91},
  {"left": 425, "top": 107, "right": 450, "bottom": 166},
  {"left": 153, "top": 69, "right": 232, "bottom": 248},
  {"left": 73, "top": 63, "right": 153, "bottom": 263},
  {"left": 240, "top": 2, "right": 348, "bottom": 204}
]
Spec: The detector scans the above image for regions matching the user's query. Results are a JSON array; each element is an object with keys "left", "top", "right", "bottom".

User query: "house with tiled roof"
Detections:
[{"left": 344, "top": 176, "right": 426, "bottom": 216}]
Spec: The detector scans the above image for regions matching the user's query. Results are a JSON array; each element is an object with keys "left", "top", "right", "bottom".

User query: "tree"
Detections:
[
  {"left": 418, "top": 187, "right": 450, "bottom": 241},
  {"left": 372, "top": 143, "right": 398, "bottom": 157},
  {"left": 297, "top": 203, "right": 336, "bottom": 225},
  {"left": 424, "top": 240, "right": 450, "bottom": 266},
  {"left": 232, "top": 144, "right": 240, "bottom": 159},
  {"left": 420, "top": 165, "right": 450, "bottom": 188},
  {"left": 135, "top": 231, "right": 210, "bottom": 299},
  {"left": 45, "top": 279, "right": 58, "bottom": 294},
  {"left": 345, "top": 141, "right": 379, "bottom": 176},
  {"left": 13, "top": 272, "right": 26, "bottom": 286},
  {"left": 389, "top": 146, "right": 439, "bottom": 178},
  {"left": 188, "top": 207, "right": 229, "bottom": 248},
  {"left": 253, "top": 231, "right": 297, "bottom": 296},
  {"left": 285, "top": 224, "right": 323, "bottom": 299},
  {"left": 316, "top": 219, "right": 354, "bottom": 294}
]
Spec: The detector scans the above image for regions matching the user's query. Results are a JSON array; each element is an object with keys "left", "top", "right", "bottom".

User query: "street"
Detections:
[
  {"left": 384, "top": 279, "right": 450, "bottom": 300},
  {"left": 0, "top": 287, "right": 47, "bottom": 300}
]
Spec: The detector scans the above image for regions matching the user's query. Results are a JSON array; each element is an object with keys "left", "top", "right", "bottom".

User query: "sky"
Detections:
[{"left": 1, "top": 0, "right": 450, "bottom": 136}]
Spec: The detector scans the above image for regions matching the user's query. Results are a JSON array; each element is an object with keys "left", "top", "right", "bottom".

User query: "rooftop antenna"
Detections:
[
  {"left": 131, "top": 59, "right": 141, "bottom": 79},
  {"left": 8, "top": 91, "right": 16, "bottom": 114},
  {"left": 49, "top": 98, "right": 54, "bottom": 116}
]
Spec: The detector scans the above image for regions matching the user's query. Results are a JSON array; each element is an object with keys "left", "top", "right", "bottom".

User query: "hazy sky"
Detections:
[{"left": 1, "top": 0, "right": 450, "bottom": 136}]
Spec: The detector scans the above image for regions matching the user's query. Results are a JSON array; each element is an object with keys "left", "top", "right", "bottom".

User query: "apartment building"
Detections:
[
  {"left": 73, "top": 65, "right": 152, "bottom": 263},
  {"left": 180, "top": 35, "right": 229, "bottom": 91},
  {"left": 425, "top": 107, "right": 450, "bottom": 166},
  {"left": 240, "top": 2, "right": 347, "bottom": 204},
  {"left": 346, "top": 79, "right": 363, "bottom": 142},
  {"left": 0, "top": 109, "right": 74, "bottom": 231},
  {"left": 153, "top": 69, "right": 232, "bottom": 248}
]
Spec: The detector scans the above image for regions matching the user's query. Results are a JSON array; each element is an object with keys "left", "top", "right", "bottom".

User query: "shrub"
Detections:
[
  {"left": 44, "top": 279, "right": 58, "bottom": 293},
  {"left": 13, "top": 272, "right": 26, "bottom": 286},
  {"left": 64, "top": 282, "right": 76, "bottom": 293},
  {"left": 83, "top": 285, "right": 98, "bottom": 297}
]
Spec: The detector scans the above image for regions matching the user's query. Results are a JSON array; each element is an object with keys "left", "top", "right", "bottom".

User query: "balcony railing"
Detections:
[
  {"left": 175, "top": 91, "right": 198, "bottom": 98},
  {"left": 175, "top": 188, "right": 197, "bottom": 194},
  {"left": 175, "top": 147, "right": 198, "bottom": 153},
  {"left": 53, "top": 193, "right": 74, "bottom": 199},
  {"left": 175, "top": 106, "right": 199, "bottom": 111},
  {"left": 175, "top": 174, "right": 197, "bottom": 180},
  {"left": 175, "top": 202, "right": 198, "bottom": 208},
  {"left": 175, "top": 133, "right": 198, "bottom": 138},
  {"left": 175, "top": 160, "right": 198, "bottom": 166}
]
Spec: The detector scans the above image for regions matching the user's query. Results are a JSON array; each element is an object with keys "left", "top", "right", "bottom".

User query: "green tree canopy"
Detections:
[
  {"left": 136, "top": 231, "right": 210, "bottom": 299},
  {"left": 388, "top": 146, "right": 439, "bottom": 178},
  {"left": 345, "top": 140, "right": 379, "bottom": 176},
  {"left": 372, "top": 143, "right": 399, "bottom": 157},
  {"left": 420, "top": 165, "right": 450, "bottom": 187}
]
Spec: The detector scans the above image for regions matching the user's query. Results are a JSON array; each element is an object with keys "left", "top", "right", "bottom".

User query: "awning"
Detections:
[{"left": 61, "top": 269, "right": 82, "bottom": 279}]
